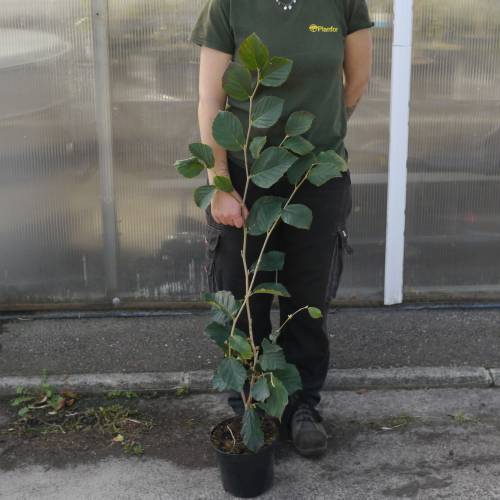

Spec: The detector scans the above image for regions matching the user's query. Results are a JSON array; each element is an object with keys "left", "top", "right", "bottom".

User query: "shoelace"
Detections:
[{"left": 293, "top": 403, "right": 323, "bottom": 423}]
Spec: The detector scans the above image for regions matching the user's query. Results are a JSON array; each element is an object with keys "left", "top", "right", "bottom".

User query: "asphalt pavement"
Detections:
[
  {"left": 3, "top": 387, "right": 500, "bottom": 499},
  {"left": 1, "top": 305, "right": 500, "bottom": 376}
]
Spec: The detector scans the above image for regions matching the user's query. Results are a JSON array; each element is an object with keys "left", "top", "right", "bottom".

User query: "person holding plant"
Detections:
[{"left": 188, "top": 0, "right": 373, "bottom": 457}]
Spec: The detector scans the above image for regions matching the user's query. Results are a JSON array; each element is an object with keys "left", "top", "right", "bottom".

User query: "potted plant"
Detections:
[{"left": 174, "top": 32, "right": 348, "bottom": 498}]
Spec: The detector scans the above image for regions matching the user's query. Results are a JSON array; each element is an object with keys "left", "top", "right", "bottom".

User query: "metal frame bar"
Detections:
[
  {"left": 91, "top": 0, "right": 119, "bottom": 294},
  {"left": 383, "top": 0, "right": 414, "bottom": 305}
]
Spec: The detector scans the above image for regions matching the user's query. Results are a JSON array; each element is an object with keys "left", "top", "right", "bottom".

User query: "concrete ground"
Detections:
[
  {"left": 1, "top": 306, "right": 500, "bottom": 376},
  {"left": 3, "top": 387, "right": 500, "bottom": 499}
]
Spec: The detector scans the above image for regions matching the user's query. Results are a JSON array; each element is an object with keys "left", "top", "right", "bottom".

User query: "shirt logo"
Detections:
[{"left": 308, "top": 24, "right": 339, "bottom": 33}]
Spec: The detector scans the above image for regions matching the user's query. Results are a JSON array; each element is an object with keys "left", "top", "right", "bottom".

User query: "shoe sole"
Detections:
[{"left": 294, "top": 443, "right": 328, "bottom": 457}]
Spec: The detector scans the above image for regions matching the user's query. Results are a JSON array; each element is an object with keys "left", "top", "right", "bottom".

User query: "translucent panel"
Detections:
[
  {"left": 107, "top": 0, "right": 204, "bottom": 300},
  {"left": 404, "top": 0, "right": 500, "bottom": 298},
  {"left": 342, "top": 0, "right": 393, "bottom": 300},
  {"left": 0, "top": 1, "right": 103, "bottom": 305},
  {"left": 106, "top": 0, "right": 393, "bottom": 303}
]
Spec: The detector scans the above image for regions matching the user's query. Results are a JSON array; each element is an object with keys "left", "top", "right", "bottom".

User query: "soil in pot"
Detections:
[
  {"left": 210, "top": 414, "right": 278, "bottom": 454},
  {"left": 210, "top": 414, "right": 279, "bottom": 498}
]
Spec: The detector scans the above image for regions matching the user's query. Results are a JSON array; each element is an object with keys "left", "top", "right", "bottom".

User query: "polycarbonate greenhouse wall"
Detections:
[{"left": 0, "top": 0, "right": 499, "bottom": 309}]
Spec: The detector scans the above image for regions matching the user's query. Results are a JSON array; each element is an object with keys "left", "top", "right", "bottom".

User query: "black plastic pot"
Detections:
[{"left": 210, "top": 416, "right": 279, "bottom": 498}]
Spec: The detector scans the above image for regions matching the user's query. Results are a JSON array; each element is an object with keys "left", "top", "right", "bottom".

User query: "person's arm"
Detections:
[
  {"left": 197, "top": 46, "right": 249, "bottom": 227},
  {"left": 343, "top": 28, "right": 373, "bottom": 120},
  {"left": 197, "top": 46, "right": 232, "bottom": 183}
]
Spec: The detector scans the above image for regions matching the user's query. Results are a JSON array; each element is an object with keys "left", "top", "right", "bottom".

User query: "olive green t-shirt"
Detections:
[{"left": 189, "top": 0, "right": 374, "bottom": 168}]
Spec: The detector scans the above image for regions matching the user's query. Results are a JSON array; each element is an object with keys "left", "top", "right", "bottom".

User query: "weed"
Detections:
[
  {"left": 175, "top": 384, "right": 190, "bottom": 397},
  {"left": 123, "top": 441, "right": 144, "bottom": 457},
  {"left": 8, "top": 373, "right": 152, "bottom": 457},
  {"left": 105, "top": 390, "right": 139, "bottom": 400},
  {"left": 450, "top": 411, "right": 477, "bottom": 425},
  {"left": 11, "top": 371, "right": 77, "bottom": 418}
]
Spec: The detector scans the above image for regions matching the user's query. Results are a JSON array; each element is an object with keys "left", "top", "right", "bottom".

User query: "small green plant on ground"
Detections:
[
  {"left": 106, "top": 390, "right": 139, "bottom": 399},
  {"left": 450, "top": 410, "right": 478, "bottom": 425},
  {"left": 7, "top": 372, "right": 152, "bottom": 456},
  {"left": 122, "top": 441, "right": 145, "bottom": 457},
  {"left": 174, "top": 32, "right": 348, "bottom": 452},
  {"left": 11, "top": 369, "right": 77, "bottom": 418},
  {"left": 175, "top": 384, "right": 190, "bottom": 397}
]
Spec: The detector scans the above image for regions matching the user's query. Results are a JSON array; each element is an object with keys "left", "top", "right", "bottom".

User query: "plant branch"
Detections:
[
  {"left": 226, "top": 70, "right": 262, "bottom": 388},
  {"left": 270, "top": 305, "right": 309, "bottom": 343},
  {"left": 224, "top": 64, "right": 314, "bottom": 411}
]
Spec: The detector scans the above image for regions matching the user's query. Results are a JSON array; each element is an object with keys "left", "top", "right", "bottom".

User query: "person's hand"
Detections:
[{"left": 211, "top": 189, "right": 249, "bottom": 228}]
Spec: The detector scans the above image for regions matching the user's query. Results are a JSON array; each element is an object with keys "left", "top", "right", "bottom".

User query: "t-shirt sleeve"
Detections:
[
  {"left": 345, "top": 0, "right": 375, "bottom": 35},
  {"left": 189, "top": 0, "right": 235, "bottom": 55}
]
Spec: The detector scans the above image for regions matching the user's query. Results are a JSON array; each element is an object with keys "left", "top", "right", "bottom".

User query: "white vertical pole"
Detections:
[
  {"left": 91, "top": 0, "right": 119, "bottom": 294},
  {"left": 384, "top": 0, "right": 413, "bottom": 305}
]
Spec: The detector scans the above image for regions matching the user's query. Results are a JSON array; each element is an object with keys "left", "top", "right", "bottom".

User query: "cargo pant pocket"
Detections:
[
  {"left": 204, "top": 219, "right": 222, "bottom": 293},
  {"left": 326, "top": 226, "right": 353, "bottom": 301},
  {"left": 326, "top": 176, "right": 353, "bottom": 301}
]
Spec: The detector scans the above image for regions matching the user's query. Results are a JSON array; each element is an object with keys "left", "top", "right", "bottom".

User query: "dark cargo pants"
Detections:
[{"left": 203, "top": 156, "right": 353, "bottom": 417}]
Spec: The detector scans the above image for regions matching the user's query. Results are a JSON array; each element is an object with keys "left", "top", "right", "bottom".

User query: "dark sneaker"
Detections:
[{"left": 290, "top": 402, "right": 328, "bottom": 457}]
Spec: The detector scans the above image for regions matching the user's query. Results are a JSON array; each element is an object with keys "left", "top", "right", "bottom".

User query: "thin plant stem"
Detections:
[
  {"left": 271, "top": 305, "right": 309, "bottom": 343},
  {"left": 225, "top": 68, "right": 317, "bottom": 410},
  {"left": 226, "top": 424, "right": 237, "bottom": 448},
  {"left": 227, "top": 70, "right": 262, "bottom": 369}
]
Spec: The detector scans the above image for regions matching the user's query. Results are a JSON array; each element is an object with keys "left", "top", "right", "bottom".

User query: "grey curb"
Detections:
[
  {"left": 323, "top": 366, "right": 493, "bottom": 390},
  {"left": 0, "top": 366, "right": 495, "bottom": 397}
]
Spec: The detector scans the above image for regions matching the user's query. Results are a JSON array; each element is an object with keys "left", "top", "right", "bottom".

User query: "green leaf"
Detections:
[
  {"left": 189, "top": 143, "right": 214, "bottom": 168},
  {"left": 308, "top": 149, "right": 347, "bottom": 186},
  {"left": 194, "top": 185, "right": 216, "bottom": 210},
  {"left": 49, "top": 395, "right": 65, "bottom": 411},
  {"left": 317, "top": 149, "right": 348, "bottom": 173},
  {"left": 249, "top": 136, "right": 267, "bottom": 159},
  {"left": 307, "top": 306, "right": 322, "bottom": 319},
  {"left": 250, "top": 146, "right": 297, "bottom": 188},
  {"left": 281, "top": 203, "right": 313, "bottom": 230},
  {"left": 213, "top": 175, "right": 233, "bottom": 193},
  {"left": 249, "top": 250, "right": 285, "bottom": 273},
  {"left": 253, "top": 282, "right": 290, "bottom": 297},
  {"left": 286, "top": 152, "right": 316, "bottom": 185},
  {"left": 246, "top": 195, "right": 284, "bottom": 236},
  {"left": 229, "top": 335, "right": 253, "bottom": 360},
  {"left": 307, "top": 163, "right": 343, "bottom": 187},
  {"left": 257, "top": 374, "right": 288, "bottom": 419},
  {"left": 251, "top": 377, "right": 271, "bottom": 402},
  {"left": 212, "top": 358, "right": 247, "bottom": 392},
  {"left": 215, "top": 290, "right": 239, "bottom": 315},
  {"left": 204, "top": 322, "right": 231, "bottom": 348},
  {"left": 282, "top": 135, "right": 315, "bottom": 156},
  {"left": 273, "top": 363, "right": 303, "bottom": 395},
  {"left": 259, "top": 338, "right": 287, "bottom": 371},
  {"left": 236, "top": 32, "right": 269, "bottom": 71},
  {"left": 18, "top": 406, "right": 31, "bottom": 417},
  {"left": 205, "top": 322, "right": 248, "bottom": 351},
  {"left": 202, "top": 290, "right": 239, "bottom": 324},
  {"left": 251, "top": 96, "right": 284, "bottom": 129},
  {"left": 174, "top": 157, "right": 205, "bottom": 178},
  {"left": 212, "top": 111, "right": 245, "bottom": 151},
  {"left": 261, "top": 56, "right": 293, "bottom": 87},
  {"left": 222, "top": 62, "right": 253, "bottom": 101},
  {"left": 242, "top": 407, "right": 264, "bottom": 452},
  {"left": 285, "top": 110, "right": 315, "bottom": 136},
  {"left": 234, "top": 328, "right": 249, "bottom": 339},
  {"left": 11, "top": 395, "right": 33, "bottom": 407}
]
